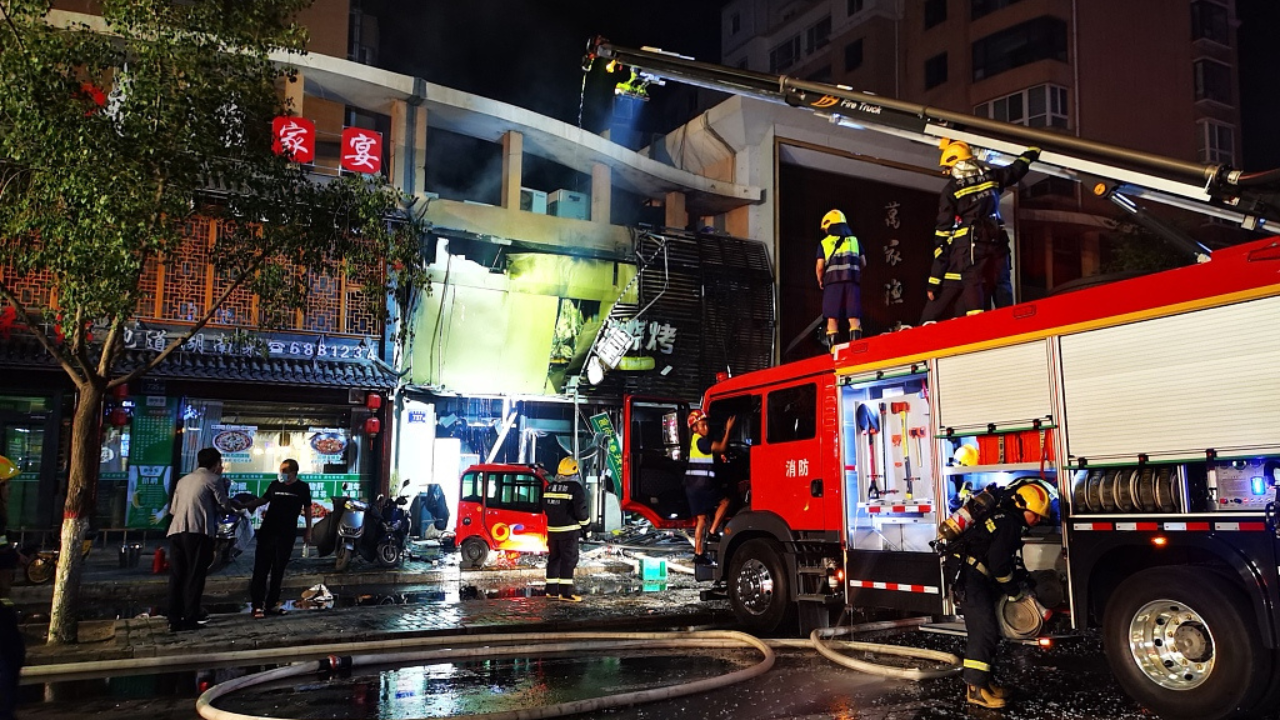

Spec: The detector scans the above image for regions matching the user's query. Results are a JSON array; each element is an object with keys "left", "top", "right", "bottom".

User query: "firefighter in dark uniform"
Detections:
[
  {"left": 920, "top": 140, "right": 1039, "bottom": 323},
  {"left": 543, "top": 457, "right": 588, "bottom": 602},
  {"left": 952, "top": 481, "right": 1052, "bottom": 709}
]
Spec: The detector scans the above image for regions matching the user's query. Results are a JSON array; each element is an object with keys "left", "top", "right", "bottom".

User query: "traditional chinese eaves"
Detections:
[{"left": 0, "top": 338, "right": 397, "bottom": 390}]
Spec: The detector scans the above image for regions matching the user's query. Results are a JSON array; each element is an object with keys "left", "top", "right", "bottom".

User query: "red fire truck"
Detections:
[{"left": 594, "top": 41, "right": 1280, "bottom": 720}]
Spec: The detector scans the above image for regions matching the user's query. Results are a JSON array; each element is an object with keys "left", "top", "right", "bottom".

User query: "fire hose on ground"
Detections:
[{"left": 184, "top": 620, "right": 959, "bottom": 720}]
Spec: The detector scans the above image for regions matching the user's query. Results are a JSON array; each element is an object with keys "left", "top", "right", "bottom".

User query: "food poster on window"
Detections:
[
  {"left": 307, "top": 427, "right": 348, "bottom": 465},
  {"left": 211, "top": 424, "right": 257, "bottom": 463},
  {"left": 222, "top": 473, "right": 362, "bottom": 528},
  {"left": 125, "top": 396, "right": 178, "bottom": 529}
]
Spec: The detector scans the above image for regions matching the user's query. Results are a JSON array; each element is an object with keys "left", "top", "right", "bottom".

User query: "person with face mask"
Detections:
[
  {"left": 920, "top": 140, "right": 1039, "bottom": 324},
  {"left": 244, "top": 458, "right": 312, "bottom": 618}
]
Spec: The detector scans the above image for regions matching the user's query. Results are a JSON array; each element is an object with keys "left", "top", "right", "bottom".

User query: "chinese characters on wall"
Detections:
[{"left": 882, "top": 201, "right": 905, "bottom": 307}]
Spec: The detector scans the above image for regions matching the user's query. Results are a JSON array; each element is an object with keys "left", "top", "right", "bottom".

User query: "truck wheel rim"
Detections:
[
  {"left": 1127, "top": 599, "right": 1215, "bottom": 690},
  {"left": 735, "top": 558, "right": 775, "bottom": 615}
]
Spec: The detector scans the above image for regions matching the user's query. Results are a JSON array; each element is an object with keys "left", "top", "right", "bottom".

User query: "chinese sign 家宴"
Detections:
[
  {"left": 125, "top": 396, "right": 178, "bottom": 529},
  {"left": 272, "top": 116, "right": 315, "bottom": 164},
  {"left": 340, "top": 128, "right": 382, "bottom": 174}
]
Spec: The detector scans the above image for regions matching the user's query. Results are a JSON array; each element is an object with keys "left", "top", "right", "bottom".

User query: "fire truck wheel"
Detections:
[
  {"left": 728, "top": 538, "right": 793, "bottom": 634},
  {"left": 1103, "top": 567, "right": 1269, "bottom": 720},
  {"left": 459, "top": 536, "right": 490, "bottom": 570}
]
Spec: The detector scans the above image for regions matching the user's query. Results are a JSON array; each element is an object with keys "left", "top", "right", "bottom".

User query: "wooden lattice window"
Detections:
[
  {"left": 344, "top": 284, "right": 378, "bottom": 335},
  {"left": 302, "top": 271, "right": 342, "bottom": 333},
  {"left": 1, "top": 263, "right": 55, "bottom": 310},
  {"left": 209, "top": 221, "right": 256, "bottom": 327},
  {"left": 135, "top": 258, "right": 160, "bottom": 318},
  {"left": 161, "top": 219, "right": 211, "bottom": 322}
]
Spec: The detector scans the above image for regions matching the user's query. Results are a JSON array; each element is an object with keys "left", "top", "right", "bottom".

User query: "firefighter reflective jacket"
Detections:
[
  {"left": 952, "top": 508, "right": 1029, "bottom": 596},
  {"left": 819, "top": 226, "right": 863, "bottom": 285},
  {"left": 543, "top": 474, "right": 588, "bottom": 534},
  {"left": 929, "top": 148, "right": 1038, "bottom": 287}
]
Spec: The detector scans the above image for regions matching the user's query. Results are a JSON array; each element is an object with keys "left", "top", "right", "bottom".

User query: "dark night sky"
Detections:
[{"left": 373, "top": 0, "right": 1280, "bottom": 173}]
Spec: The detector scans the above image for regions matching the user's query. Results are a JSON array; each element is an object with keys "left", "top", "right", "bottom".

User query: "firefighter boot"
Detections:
[
  {"left": 848, "top": 327, "right": 863, "bottom": 343},
  {"left": 985, "top": 682, "right": 1008, "bottom": 701},
  {"left": 826, "top": 332, "right": 839, "bottom": 353},
  {"left": 967, "top": 684, "right": 1007, "bottom": 709}
]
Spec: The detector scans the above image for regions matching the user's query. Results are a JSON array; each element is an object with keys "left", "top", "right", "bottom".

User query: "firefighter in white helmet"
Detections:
[
  {"left": 542, "top": 457, "right": 588, "bottom": 602},
  {"left": 921, "top": 140, "right": 1039, "bottom": 324},
  {"left": 816, "top": 209, "right": 866, "bottom": 350}
]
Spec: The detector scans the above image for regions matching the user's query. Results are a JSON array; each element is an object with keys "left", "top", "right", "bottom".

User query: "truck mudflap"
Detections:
[{"left": 845, "top": 549, "right": 947, "bottom": 615}]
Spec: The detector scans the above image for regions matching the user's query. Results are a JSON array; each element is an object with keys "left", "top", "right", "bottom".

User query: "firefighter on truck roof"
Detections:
[
  {"left": 920, "top": 140, "right": 1040, "bottom": 324},
  {"left": 815, "top": 208, "right": 866, "bottom": 350},
  {"left": 543, "top": 457, "right": 588, "bottom": 602},
  {"left": 948, "top": 481, "right": 1052, "bottom": 709}
]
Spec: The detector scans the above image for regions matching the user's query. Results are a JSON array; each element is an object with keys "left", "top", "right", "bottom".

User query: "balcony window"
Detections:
[
  {"left": 806, "top": 16, "right": 832, "bottom": 54},
  {"left": 971, "top": 0, "right": 1023, "bottom": 20},
  {"left": 1197, "top": 119, "right": 1235, "bottom": 165},
  {"left": 1191, "top": 0, "right": 1229, "bottom": 45},
  {"left": 972, "top": 16, "right": 1068, "bottom": 81},
  {"left": 975, "top": 84, "right": 1068, "bottom": 128},
  {"left": 769, "top": 35, "right": 801, "bottom": 73},
  {"left": 1193, "top": 58, "right": 1232, "bottom": 104},
  {"left": 848, "top": 0, "right": 864, "bottom": 15}
]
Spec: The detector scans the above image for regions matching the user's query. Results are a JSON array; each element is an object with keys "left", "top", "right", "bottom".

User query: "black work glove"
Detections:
[{"left": 1022, "top": 146, "right": 1042, "bottom": 163}]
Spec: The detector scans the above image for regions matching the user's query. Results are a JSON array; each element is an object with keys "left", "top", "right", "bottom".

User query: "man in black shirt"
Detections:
[{"left": 245, "top": 459, "right": 312, "bottom": 617}]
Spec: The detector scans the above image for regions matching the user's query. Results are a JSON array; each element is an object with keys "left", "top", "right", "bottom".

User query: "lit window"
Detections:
[{"left": 975, "top": 84, "right": 1068, "bottom": 128}]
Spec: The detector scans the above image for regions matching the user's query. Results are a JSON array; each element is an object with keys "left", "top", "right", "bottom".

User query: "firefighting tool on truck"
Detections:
[{"left": 593, "top": 38, "right": 1280, "bottom": 720}]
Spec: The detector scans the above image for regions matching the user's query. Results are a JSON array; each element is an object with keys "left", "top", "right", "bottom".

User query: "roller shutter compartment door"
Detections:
[
  {"left": 935, "top": 341, "right": 1054, "bottom": 432},
  {"left": 1059, "top": 296, "right": 1280, "bottom": 462}
]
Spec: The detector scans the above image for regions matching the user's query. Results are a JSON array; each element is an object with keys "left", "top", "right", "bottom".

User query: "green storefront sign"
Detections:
[
  {"left": 125, "top": 396, "right": 179, "bottom": 529},
  {"left": 588, "top": 413, "right": 623, "bottom": 488}
]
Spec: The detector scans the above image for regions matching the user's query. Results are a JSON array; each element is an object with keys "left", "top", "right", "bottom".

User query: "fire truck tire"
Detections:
[
  {"left": 727, "top": 538, "right": 793, "bottom": 634},
  {"left": 1103, "top": 567, "right": 1269, "bottom": 720},
  {"left": 459, "top": 536, "right": 490, "bottom": 570}
]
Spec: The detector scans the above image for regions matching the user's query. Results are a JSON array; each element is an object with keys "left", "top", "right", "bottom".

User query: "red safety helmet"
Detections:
[{"left": 687, "top": 410, "right": 707, "bottom": 429}]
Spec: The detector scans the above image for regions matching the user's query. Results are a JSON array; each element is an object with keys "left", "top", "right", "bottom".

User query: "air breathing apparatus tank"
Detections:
[{"left": 937, "top": 486, "right": 999, "bottom": 547}]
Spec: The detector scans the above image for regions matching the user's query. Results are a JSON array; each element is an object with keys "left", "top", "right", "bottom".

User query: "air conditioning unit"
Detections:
[
  {"left": 520, "top": 187, "right": 547, "bottom": 214},
  {"left": 549, "top": 189, "right": 590, "bottom": 220}
]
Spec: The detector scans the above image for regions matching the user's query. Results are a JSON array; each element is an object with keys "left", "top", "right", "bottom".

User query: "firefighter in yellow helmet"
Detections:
[
  {"left": 921, "top": 140, "right": 1040, "bottom": 324},
  {"left": 542, "top": 456, "right": 588, "bottom": 601},
  {"left": 816, "top": 209, "right": 866, "bottom": 350},
  {"left": 946, "top": 480, "right": 1052, "bottom": 708}
]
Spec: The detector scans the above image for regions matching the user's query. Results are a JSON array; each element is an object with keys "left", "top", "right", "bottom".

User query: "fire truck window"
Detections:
[
  {"left": 709, "top": 395, "right": 762, "bottom": 445},
  {"left": 767, "top": 384, "right": 817, "bottom": 444},
  {"left": 460, "top": 472, "right": 482, "bottom": 503}
]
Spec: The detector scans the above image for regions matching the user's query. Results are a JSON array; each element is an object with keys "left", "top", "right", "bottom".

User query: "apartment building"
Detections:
[{"left": 720, "top": 0, "right": 1243, "bottom": 296}]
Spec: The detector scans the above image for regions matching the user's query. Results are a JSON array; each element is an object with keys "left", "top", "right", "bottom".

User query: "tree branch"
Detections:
[
  {"left": 69, "top": 307, "right": 93, "bottom": 379},
  {"left": 96, "top": 315, "right": 123, "bottom": 378},
  {"left": 0, "top": 280, "right": 85, "bottom": 385},
  {"left": 107, "top": 255, "right": 265, "bottom": 389}
]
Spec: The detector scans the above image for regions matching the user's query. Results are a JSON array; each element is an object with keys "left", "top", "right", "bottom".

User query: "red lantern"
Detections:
[
  {"left": 365, "top": 393, "right": 383, "bottom": 411},
  {"left": 111, "top": 384, "right": 129, "bottom": 400},
  {"left": 110, "top": 408, "right": 129, "bottom": 428},
  {"left": 364, "top": 417, "right": 381, "bottom": 437}
]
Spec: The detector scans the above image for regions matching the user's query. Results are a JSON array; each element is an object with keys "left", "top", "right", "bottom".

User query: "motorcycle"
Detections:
[
  {"left": 329, "top": 494, "right": 410, "bottom": 571},
  {"left": 209, "top": 493, "right": 256, "bottom": 572}
]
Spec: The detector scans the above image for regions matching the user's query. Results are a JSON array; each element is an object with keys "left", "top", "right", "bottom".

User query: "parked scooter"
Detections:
[
  {"left": 209, "top": 493, "right": 256, "bottom": 572},
  {"left": 330, "top": 493, "right": 410, "bottom": 571}
]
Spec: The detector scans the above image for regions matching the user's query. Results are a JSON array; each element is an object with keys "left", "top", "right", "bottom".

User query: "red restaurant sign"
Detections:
[
  {"left": 272, "top": 116, "right": 315, "bottom": 163},
  {"left": 340, "top": 127, "right": 382, "bottom": 174}
]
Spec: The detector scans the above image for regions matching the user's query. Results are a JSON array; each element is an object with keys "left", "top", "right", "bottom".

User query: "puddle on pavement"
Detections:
[
  {"left": 16, "top": 578, "right": 673, "bottom": 622},
  {"left": 216, "top": 649, "right": 754, "bottom": 719}
]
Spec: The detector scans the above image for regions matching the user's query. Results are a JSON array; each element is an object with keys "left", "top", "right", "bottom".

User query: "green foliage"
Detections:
[
  {"left": 1100, "top": 217, "right": 1193, "bottom": 276},
  {"left": 0, "top": 0, "right": 426, "bottom": 385}
]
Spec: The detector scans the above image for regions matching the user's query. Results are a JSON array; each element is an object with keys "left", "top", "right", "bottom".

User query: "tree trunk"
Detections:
[{"left": 46, "top": 382, "right": 103, "bottom": 645}]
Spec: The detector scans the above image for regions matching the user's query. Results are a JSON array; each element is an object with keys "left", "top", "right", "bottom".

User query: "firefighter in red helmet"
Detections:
[{"left": 685, "top": 410, "right": 735, "bottom": 564}]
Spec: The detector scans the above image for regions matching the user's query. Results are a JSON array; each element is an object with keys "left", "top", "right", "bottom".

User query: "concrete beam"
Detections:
[
  {"left": 501, "top": 130, "right": 523, "bottom": 211},
  {"left": 665, "top": 191, "right": 688, "bottom": 230},
  {"left": 591, "top": 163, "right": 611, "bottom": 224},
  {"left": 421, "top": 197, "right": 631, "bottom": 260}
]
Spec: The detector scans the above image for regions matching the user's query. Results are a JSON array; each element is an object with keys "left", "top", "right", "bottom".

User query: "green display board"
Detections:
[
  {"left": 589, "top": 413, "right": 623, "bottom": 489},
  {"left": 125, "top": 396, "right": 179, "bottom": 529},
  {"left": 224, "top": 473, "right": 364, "bottom": 528}
]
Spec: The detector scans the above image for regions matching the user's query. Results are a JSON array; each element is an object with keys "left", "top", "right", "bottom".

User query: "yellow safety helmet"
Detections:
[
  {"left": 820, "top": 209, "right": 847, "bottom": 233},
  {"left": 953, "top": 444, "right": 979, "bottom": 467},
  {"left": 1013, "top": 482, "right": 1052, "bottom": 519},
  {"left": 558, "top": 457, "right": 579, "bottom": 477},
  {"left": 0, "top": 455, "right": 18, "bottom": 481},
  {"left": 938, "top": 138, "right": 974, "bottom": 168}
]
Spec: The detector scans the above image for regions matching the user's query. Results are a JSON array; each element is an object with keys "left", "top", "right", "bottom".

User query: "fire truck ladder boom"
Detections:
[{"left": 588, "top": 39, "right": 1280, "bottom": 239}]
